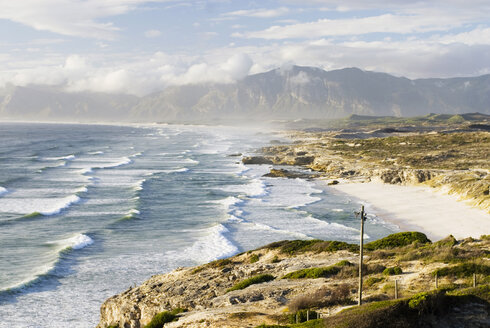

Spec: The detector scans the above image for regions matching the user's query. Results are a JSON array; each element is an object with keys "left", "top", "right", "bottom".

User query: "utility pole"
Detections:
[{"left": 357, "top": 205, "right": 367, "bottom": 306}]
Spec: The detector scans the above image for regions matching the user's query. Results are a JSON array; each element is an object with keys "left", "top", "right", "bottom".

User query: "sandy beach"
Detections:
[{"left": 330, "top": 181, "right": 490, "bottom": 241}]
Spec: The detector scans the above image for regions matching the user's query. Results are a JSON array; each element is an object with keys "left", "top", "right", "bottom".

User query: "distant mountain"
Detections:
[{"left": 1, "top": 66, "right": 489, "bottom": 123}]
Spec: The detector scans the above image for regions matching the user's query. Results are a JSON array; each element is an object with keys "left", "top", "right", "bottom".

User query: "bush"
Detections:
[
  {"left": 365, "top": 232, "right": 431, "bottom": 251},
  {"left": 364, "top": 277, "right": 384, "bottom": 287},
  {"left": 250, "top": 254, "right": 260, "bottom": 263},
  {"left": 432, "top": 262, "right": 490, "bottom": 278},
  {"left": 226, "top": 274, "right": 275, "bottom": 293},
  {"left": 271, "top": 255, "right": 280, "bottom": 263},
  {"left": 383, "top": 267, "right": 403, "bottom": 276},
  {"left": 262, "top": 239, "right": 358, "bottom": 255},
  {"left": 144, "top": 308, "right": 184, "bottom": 328}
]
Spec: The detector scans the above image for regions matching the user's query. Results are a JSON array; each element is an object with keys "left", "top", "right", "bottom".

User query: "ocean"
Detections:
[{"left": 0, "top": 122, "right": 398, "bottom": 327}]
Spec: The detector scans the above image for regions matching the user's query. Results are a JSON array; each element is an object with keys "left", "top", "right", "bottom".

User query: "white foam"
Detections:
[
  {"left": 0, "top": 186, "right": 8, "bottom": 197},
  {"left": 56, "top": 233, "right": 94, "bottom": 251},
  {"left": 183, "top": 158, "right": 199, "bottom": 164},
  {"left": 44, "top": 154, "right": 76, "bottom": 161},
  {"left": 221, "top": 179, "right": 268, "bottom": 198},
  {"left": 133, "top": 179, "right": 146, "bottom": 191},
  {"left": 0, "top": 194, "right": 82, "bottom": 216},
  {"left": 128, "top": 209, "right": 140, "bottom": 215},
  {"left": 212, "top": 196, "right": 244, "bottom": 209},
  {"left": 163, "top": 167, "right": 189, "bottom": 173},
  {"left": 88, "top": 151, "right": 104, "bottom": 155},
  {"left": 332, "top": 208, "right": 344, "bottom": 212},
  {"left": 234, "top": 162, "right": 250, "bottom": 175},
  {"left": 78, "top": 168, "right": 93, "bottom": 175},
  {"left": 179, "top": 224, "right": 239, "bottom": 263},
  {"left": 39, "top": 195, "right": 82, "bottom": 216}
]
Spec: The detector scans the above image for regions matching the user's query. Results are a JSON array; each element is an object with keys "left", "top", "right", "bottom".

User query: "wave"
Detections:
[
  {"left": 211, "top": 196, "right": 244, "bottom": 210},
  {"left": 252, "top": 222, "right": 311, "bottom": 239},
  {"left": 0, "top": 186, "right": 8, "bottom": 197},
  {"left": 176, "top": 224, "right": 239, "bottom": 263},
  {"left": 0, "top": 233, "right": 93, "bottom": 294},
  {"left": 117, "top": 209, "right": 140, "bottom": 221},
  {"left": 133, "top": 179, "right": 146, "bottom": 191},
  {"left": 234, "top": 162, "right": 250, "bottom": 175},
  {"left": 183, "top": 158, "right": 199, "bottom": 164},
  {"left": 20, "top": 195, "right": 82, "bottom": 217},
  {"left": 44, "top": 154, "right": 76, "bottom": 161},
  {"left": 287, "top": 195, "right": 322, "bottom": 209},
  {"left": 162, "top": 167, "right": 189, "bottom": 174},
  {"left": 221, "top": 179, "right": 268, "bottom": 198},
  {"left": 55, "top": 233, "right": 94, "bottom": 251},
  {"left": 88, "top": 151, "right": 104, "bottom": 155}
]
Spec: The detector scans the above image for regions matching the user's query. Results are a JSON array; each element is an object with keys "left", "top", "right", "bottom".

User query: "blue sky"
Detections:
[{"left": 1, "top": 0, "right": 490, "bottom": 95}]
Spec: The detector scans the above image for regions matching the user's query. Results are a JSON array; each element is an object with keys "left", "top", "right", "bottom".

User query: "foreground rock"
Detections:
[{"left": 97, "top": 234, "right": 490, "bottom": 328}]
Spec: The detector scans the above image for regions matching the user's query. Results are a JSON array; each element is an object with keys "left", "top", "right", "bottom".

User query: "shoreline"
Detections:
[{"left": 329, "top": 180, "right": 490, "bottom": 241}]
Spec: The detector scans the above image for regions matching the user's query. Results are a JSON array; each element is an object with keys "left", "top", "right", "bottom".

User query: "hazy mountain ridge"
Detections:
[{"left": 1, "top": 66, "right": 489, "bottom": 122}]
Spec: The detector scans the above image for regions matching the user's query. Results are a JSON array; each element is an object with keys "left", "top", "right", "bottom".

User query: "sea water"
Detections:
[{"left": 0, "top": 122, "right": 398, "bottom": 327}]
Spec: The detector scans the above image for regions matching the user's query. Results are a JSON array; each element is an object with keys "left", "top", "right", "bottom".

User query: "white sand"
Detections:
[{"left": 330, "top": 181, "right": 490, "bottom": 241}]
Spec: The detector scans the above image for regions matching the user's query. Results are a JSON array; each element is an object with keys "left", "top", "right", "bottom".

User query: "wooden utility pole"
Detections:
[{"left": 358, "top": 205, "right": 366, "bottom": 306}]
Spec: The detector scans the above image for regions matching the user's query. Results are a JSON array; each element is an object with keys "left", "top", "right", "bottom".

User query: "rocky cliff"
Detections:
[{"left": 97, "top": 234, "right": 490, "bottom": 328}]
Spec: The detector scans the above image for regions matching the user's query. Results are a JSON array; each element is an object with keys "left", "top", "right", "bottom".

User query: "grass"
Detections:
[
  {"left": 288, "top": 285, "right": 352, "bottom": 312},
  {"left": 432, "top": 262, "right": 490, "bottom": 278},
  {"left": 226, "top": 274, "right": 275, "bottom": 293},
  {"left": 364, "top": 232, "right": 431, "bottom": 251},
  {"left": 143, "top": 308, "right": 185, "bottom": 328},
  {"left": 282, "top": 261, "right": 352, "bottom": 279}
]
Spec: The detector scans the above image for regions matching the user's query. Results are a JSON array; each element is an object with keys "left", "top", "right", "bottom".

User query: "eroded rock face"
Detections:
[{"left": 97, "top": 248, "right": 358, "bottom": 328}]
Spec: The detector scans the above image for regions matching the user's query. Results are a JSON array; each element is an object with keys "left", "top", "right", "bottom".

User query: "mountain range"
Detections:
[{"left": 1, "top": 66, "right": 489, "bottom": 123}]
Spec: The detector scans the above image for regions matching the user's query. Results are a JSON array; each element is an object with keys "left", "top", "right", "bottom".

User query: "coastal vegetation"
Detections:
[
  {"left": 256, "top": 113, "right": 490, "bottom": 212},
  {"left": 98, "top": 231, "right": 490, "bottom": 328},
  {"left": 226, "top": 274, "right": 275, "bottom": 293}
]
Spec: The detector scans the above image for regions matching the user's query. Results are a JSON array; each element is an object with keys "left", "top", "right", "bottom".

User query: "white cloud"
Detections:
[
  {"left": 0, "top": 0, "right": 174, "bottom": 40},
  {"left": 222, "top": 7, "right": 290, "bottom": 18},
  {"left": 238, "top": 14, "right": 467, "bottom": 39},
  {"left": 145, "top": 29, "right": 162, "bottom": 38}
]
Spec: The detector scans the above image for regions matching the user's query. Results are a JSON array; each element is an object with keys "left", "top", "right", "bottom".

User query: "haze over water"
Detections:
[{"left": 0, "top": 123, "right": 397, "bottom": 327}]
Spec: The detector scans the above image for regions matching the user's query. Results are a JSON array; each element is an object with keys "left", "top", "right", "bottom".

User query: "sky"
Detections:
[{"left": 1, "top": 0, "right": 490, "bottom": 96}]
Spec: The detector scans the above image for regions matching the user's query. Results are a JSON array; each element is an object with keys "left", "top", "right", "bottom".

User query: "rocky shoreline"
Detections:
[
  {"left": 243, "top": 129, "right": 489, "bottom": 213},
  {"left": 97, "top": 234, "right": 489, "bottom": 328}
]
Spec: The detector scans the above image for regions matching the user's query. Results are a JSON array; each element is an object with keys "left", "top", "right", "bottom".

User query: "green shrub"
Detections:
[
  {"left": 208, "top": 258, "right": 233, "bottom": 268},
  {"left": 283, "top": 260, "right": 354, "bottom": 280},
  {"left": 226, "top": 274, "right": 275, "bottom": 293},
  {"left": 383, "top": 267, "right": 403, "bottom": 276},
  {"left": 271, "top": 255, "right": 281, "bottom": 263},
  {"left": 365, "top": 232, "right": 431, "bottom": 251},
  {"left": 432, "top": 263, "right": 490, "bottom": 278},
  {"left": 144, "top": 308, "right": 184, "bottom": 328},
  {"left": 262, "top": 239, "right": 358, "bottom": 255},
  {"left": 364, "top": 277, "right": 384, "bottom": 287},
  {"left": 250, "top": 254, "right": 260, "bottom": 263},
  {"left": 408, "top": 292, "right": 429, "bottom": 309}
]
